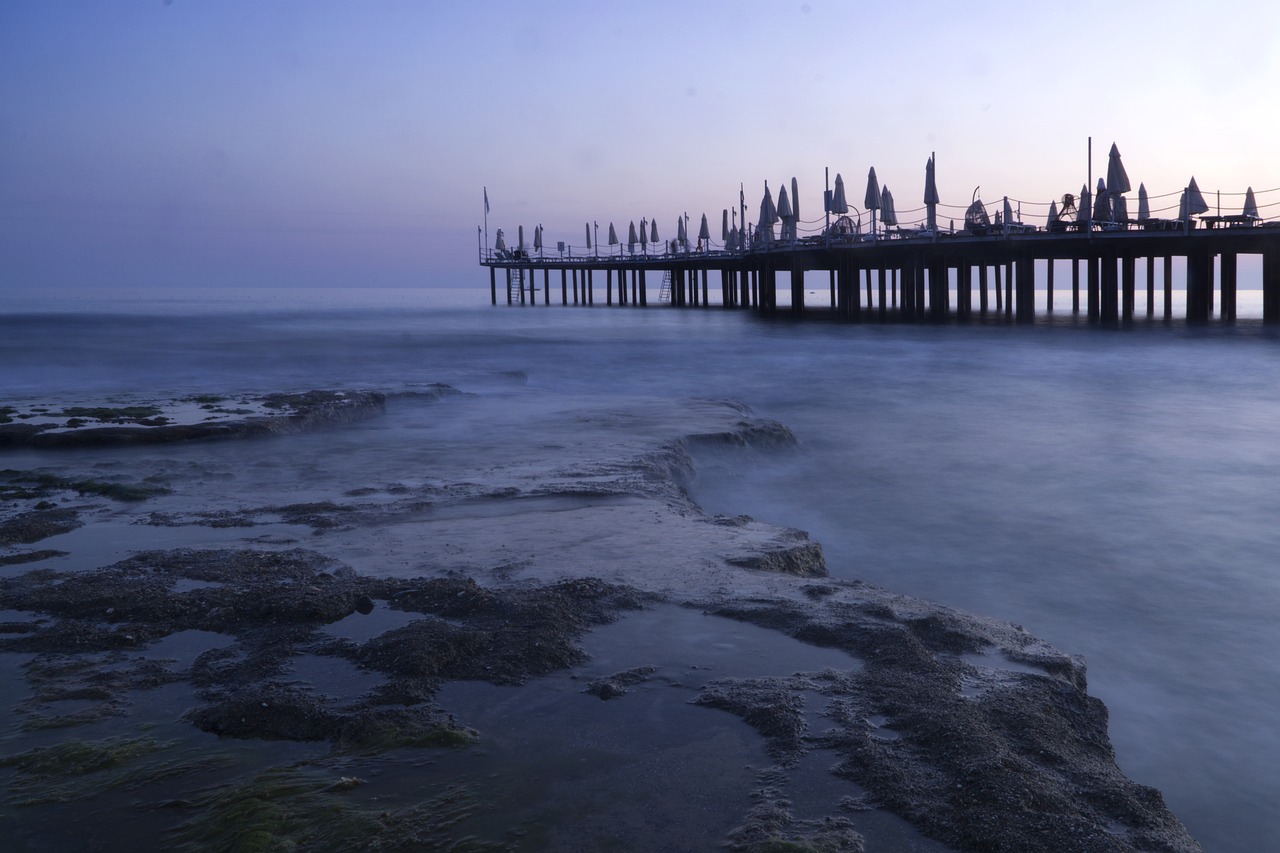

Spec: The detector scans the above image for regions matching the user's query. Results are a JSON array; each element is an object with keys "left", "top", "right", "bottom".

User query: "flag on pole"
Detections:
[{"left": 484, "top": 187, "right": 490, "bottom": 214}]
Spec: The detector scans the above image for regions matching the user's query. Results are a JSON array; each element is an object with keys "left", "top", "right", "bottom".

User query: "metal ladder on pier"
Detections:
[
  {"left": 659, "top": 271, "right": 672, "bottom": 302},
  {"left": 508, "top": 269, "right": 524, "bottom": 302}
]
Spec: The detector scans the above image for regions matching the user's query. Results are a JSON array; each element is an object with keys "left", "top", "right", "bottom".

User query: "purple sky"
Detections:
[{"left": 3, "top": 1, "right": 1278, "bottom": 290}]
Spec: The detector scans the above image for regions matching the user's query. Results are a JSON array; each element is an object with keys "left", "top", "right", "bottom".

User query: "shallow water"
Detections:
[{"left": 3, "top": 285, "right": 1279, "bottom": 850}]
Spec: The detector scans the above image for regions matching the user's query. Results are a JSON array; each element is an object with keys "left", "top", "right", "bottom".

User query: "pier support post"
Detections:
[
  {"left": 1186, "top": 250, "right": 1212, "bottom": 323},
  {"left": 1072, "top": 259, "right": 1080, "bottom": 314},
  {"left": 929, "top": 259, "right": 947, "bottom": 323},
  {"left": 979, "top": 265, "right": 989, "bottom": 314},
  {"left": 1100, "top": 253, "right": 1118, "bottom": 325},
  {"left": 1221, "top": 253, "right": 1236, "bottom": 321},
  {"left": 1047, "top": 259, "right": 1054, "bottom": 313},
  {"left": 957, "top": 265, "right": 972, "bottom": 320},
  {"left": 901, "top": 261, "right": 916, "bottom": 320},
  {"left": 1087, "top": 257, "right": 1099, "bottom": 322},
  {"left": 490, "top": 268, "right": 497, "bottom": 305},
  {"left": 1185, "top": 251, "right": 1208, "bottom": 322},
  {"left": 505, "top": 269, "right": 513, "bottom": 305},
  {"left": 1004, "top": 260, "right": 1013, "bottom": 320},
  {"left": 914, "top": 258, "right": 926, "bottom": 321},
  {"left": 606, "top": 270, "right": 613, "bottom": 305},
  {"left": 1163, "top": 256, "right": 1173, "bottom": 321},
  {"left": 588, "top": 270, "right": 594, "bottom": 305},
  {"left": 994, "top": 264, "right": 1003, "bottom": 314},
  {"left": 639, "top": 269, "right": 648, "bottom": 306},
  {"left": 878, "top": 268, "right": 887, "bottom": 320},
  {"left": 701, "top": 269, "right": 709, "bottom": 307},
  {"left": 544, "top": 270, "right": 550, "bottom": 305},
  {"left": 572, "top": 270, "right": 579, "bottom": 305},
  {"left": 1121, "top": 255, "right": 1135, "bottom": 324},
  {"left": 561, "top": 270, "right": 568, "bottom": 305},
  {"left": 1016, "top": 255, "right": 1035, "bottom": 323},
  {"left": 1265, "top": 246, "right": 1280, "bottom": 323}
]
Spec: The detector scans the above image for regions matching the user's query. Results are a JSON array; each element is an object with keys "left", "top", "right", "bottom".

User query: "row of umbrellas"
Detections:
[{"left": 494, "top": 145, "right": 1259, "bottom": 253}]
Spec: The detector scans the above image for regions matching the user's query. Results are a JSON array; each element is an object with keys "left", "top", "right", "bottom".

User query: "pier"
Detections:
[{"left": 480, "top": 224, "right": 1280, "bottom": 325}]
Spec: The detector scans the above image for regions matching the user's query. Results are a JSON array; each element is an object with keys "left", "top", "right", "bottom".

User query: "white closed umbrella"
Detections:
[
  {"left": 777, "top": 185, "right": 793, "bottom": 240},
  {"left": 677, "top": 216, "right": 687, "bottom": 246},
  {"left": 494, "top": 228, "right": 506, "bottom": 251},
  {"left": 1244, "top": 187, "right": 1259, "bottom": 219},
  {"left": 608, "top": 222, "right": 619, "bottom": 254},
  {"left": 534, "top": 224, "right": 542, "bottom": 252},
  {"left": 1185, "top": 177, "right": 1210, "bottom": 216},
  {"left": 1138, "top": 184, "right": 1150, "bottom": 221},
  {"left": 831, "top": 173, "right": 849, "bottom": 214}
]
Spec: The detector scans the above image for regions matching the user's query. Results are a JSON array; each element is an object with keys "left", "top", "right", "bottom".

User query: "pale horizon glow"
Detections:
[{"left": 3, "top": 1, "right": 1279, "bottom": 290}]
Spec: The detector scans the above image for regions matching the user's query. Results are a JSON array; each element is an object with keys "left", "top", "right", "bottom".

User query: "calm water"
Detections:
[{"left": 3, "top": 285, "right": 1278, "bottom": 851}]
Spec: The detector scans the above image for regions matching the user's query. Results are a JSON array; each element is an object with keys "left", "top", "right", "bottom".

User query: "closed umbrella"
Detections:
[
  {"left": 677, "top": 216, "right": 687, "bottom": 247},
  {"left": 1078, "top": 184, "right": 1092, "bottom": 224},
  {"left": 880, "top": 186, "right": 897, "bottom": 228},
  {"left": 1106, "top": 143, "right": 1132, "bottom": 196},
  {"left": 585, "top": 223, "right": 591, "bottom": 250},
  {"left": 722, "top": 209, "right": 729, "bottom": 242},
  {"left": 1138, "top": 184, "right": 1150, "bottom": 221},
  {"left": 1002, "top": 196, "right": 1014, "bottom": 229},
  {"left": 759, "top": 182, "right": 777, "bottom": 226},
  {"left": 831, "top": 173, "right": 849, "bottom": 215},
  {"left": 1185, "top": 177, "right": 1209, "bottom": 215},
  {"left": 534, "top": 224, "right": 542, "bottom": 252},
  {"left": 628, "top": 221, "right": 637, "bottom": 253},
  {"left": 698, "top": 213, "right": 710, "bottom": 247},
  {"left": 650, "top": 219, "right": 659, "bottom": 244},
  {"left": 777, "top": 185, "right": 793, "bottom": 240},
  {"left": 1113, "top": 194, "right": 1129, "bottom": 224},
  {"left": 518, "top": 225, "right": 525, "bottom": 252},
  {"left": 1047, "top": 199, "right": 1059, "bottom": 229},
  {"left": 864, "top": 167, "right": 881, "bottom": 235},
  {"left": 494, "top": 228, "right": 507, "bottom": 251},
  {"left": 608, "top": 222, "right": 619, "bottom": 254},
  {"left": 791, "top": 177, "right": 800, "bottom": 223},
  {"left": 1244, "top": 187, "right": 1259, "bottom": 219},
  {"left": 640, "top": 218, "right": 648, "bottom": 253},
  {"left": 1092, "top": 178, "right": 1110, "bottom": 222},
  {"left": 924, "top": 154, "right": 940, "bottom": 230}
]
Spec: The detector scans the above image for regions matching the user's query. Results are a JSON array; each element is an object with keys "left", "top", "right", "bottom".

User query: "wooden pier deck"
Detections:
[{"left": 482, "top": 224, "right": 1280, "bottom": 324}]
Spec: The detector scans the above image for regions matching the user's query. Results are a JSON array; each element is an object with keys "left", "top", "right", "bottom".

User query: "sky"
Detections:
[{"left": 2, "top": 1, "right": 1279, "bottom": 290}]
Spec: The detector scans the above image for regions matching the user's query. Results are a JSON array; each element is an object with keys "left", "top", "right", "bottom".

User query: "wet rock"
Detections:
[
  {"left": 584, "top": 665, "right": 659, "bottom": 699},
  {"left": 0, "top": 508, "right": 81, "bottom": 546}
]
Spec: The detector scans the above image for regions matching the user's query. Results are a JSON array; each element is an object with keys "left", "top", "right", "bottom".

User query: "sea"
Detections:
[{"left": 2, "top": 283, "right": 1278, "bottom": 851}]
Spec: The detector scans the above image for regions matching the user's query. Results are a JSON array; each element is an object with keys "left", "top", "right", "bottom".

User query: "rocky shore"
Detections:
[{"left": 0, "top": 390, "right": 1201, "bottom": 851}]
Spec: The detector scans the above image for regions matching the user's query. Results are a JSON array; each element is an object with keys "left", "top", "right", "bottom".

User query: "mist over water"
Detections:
[{"left": 3, "top": 286, "right": 1278, "bottom": 851}]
